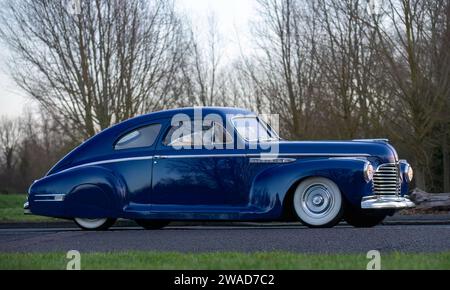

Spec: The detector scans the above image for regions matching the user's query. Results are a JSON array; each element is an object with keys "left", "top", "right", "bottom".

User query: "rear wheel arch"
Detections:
[
  {"left": 63, "top": 167, "right": 126, "bottom": 218},
  {"left": 64, "top": 166, "right": 127, "bottom": 211}
]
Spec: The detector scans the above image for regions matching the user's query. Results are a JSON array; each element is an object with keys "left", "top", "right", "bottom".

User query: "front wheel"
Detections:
[
  {"left": 74, "top": 218, "right": 116, "bottom": 231},
  {"left": 135, "top": 220, "right": 170, "bottom": 230},
  {"left": 293, "top": 177, "right": 344, "bottom": 228}
]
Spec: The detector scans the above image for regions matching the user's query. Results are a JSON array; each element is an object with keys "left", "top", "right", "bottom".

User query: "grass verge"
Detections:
[
  {"left": 0, "top": 194, "right": 55, "bottom": 223},
  {"left": 0, "top": 251, "right": 449, "bottom": 270}
]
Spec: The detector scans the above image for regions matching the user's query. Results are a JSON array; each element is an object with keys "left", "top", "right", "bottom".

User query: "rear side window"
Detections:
[{"left": 115, "top": 124, "right": 162, "bottom": 150}]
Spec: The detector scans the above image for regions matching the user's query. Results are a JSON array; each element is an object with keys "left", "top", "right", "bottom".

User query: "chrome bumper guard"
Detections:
[
  {"left": 23, "top": 201, "right": 31, "bottom": 215},
  {"left": 361, "top": 195, "right": 415, "bottom": 210}
]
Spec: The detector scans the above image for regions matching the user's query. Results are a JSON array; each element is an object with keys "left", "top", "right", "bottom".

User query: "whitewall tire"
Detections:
[
  {"left": 293, "top": 177, "right": 344, "bottom": 228},
  {"left": 74, "top": 218, "right": 116, "bottom": 231}
]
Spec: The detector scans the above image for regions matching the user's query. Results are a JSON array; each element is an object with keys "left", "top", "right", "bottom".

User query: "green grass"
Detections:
[
  {"left": 0, "top": 251, "right": 449, "bottom": 270},
  {"left": 0, "top": 194, "right": 55, "bottom": 223}
]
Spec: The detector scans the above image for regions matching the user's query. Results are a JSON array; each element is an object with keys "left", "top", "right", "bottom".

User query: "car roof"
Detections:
[
  {"left": 126, "top": 107, "right": 253, "bottom": 123},
  {"left": 46, "top": 107, "right": 254, "bottom": 175},
  {"left": 106, "top": 107, "right": 254, "bottom": 135}
]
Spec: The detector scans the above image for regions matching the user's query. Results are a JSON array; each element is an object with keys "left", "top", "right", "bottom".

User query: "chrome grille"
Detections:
[{"left": 373, "top": 163, "right": 401, "bottom": 196}]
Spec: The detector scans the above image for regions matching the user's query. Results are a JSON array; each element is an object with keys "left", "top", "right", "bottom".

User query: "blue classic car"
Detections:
[{"left": 24, "top": 107, "right": 415, "bottom": 230}]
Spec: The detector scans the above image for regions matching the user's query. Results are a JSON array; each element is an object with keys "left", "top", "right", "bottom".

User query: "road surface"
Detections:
[{"left": 0, "top": 223, "right": 449, "bottom": 253}]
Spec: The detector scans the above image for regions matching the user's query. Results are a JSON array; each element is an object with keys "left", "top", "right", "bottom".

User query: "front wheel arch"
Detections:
[{"left": 282, "top": 178, "right": 306, "bottom": 221}]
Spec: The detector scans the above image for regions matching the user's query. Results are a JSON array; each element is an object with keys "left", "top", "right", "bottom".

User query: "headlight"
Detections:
[
  {"left": 405, "top": 165, "right": 414, "bottom": 183},
  {"left": 364, "top": 162, "right": 374, "bottom": 182}
]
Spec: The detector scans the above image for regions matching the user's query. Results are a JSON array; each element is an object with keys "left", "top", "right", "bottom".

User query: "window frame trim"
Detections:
[
  {"left": 231, "top": 116, "right": 280, "bottom": 143},
  {"left": 162, "top": 120, "right": 234, "bottom": 149},
  {"left": 113, "top": 123, "right": 163, "bottom": 151}
]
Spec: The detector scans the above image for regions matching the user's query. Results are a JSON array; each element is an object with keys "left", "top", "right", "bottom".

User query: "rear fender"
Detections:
[{"left": 29, "top": 166, "right": 126, "bottom": 218}]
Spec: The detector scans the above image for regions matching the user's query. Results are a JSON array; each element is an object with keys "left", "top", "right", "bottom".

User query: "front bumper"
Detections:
[{"left": 361, "top": 195, "right": 415, "bottom": 210}]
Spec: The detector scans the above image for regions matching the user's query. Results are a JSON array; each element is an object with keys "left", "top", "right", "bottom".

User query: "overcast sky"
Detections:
[{"left": 0, "top": 0, "right": 256, "bottom": 118}]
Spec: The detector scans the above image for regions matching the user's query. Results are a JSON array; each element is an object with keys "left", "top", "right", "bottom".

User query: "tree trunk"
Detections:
[
  {"left": 443, "top": 130, "right": 450, "bottom": 192},
  {"left": 415, "top": 166, "right": 427, "bottom": 190}
]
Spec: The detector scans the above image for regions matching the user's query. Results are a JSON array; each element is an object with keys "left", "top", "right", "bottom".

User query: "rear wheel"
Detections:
[
  {"left": 293, "top": 177, "right": 344, "bottom": 228},
  {"left": 135, "top": 220, "right": 170, "bottom": 230},
  {"left": 344, "top": 208, "right": 386, "bottom": 228},
  {"left": 74, "top": 218, "right": 116, "bottom": 231}
]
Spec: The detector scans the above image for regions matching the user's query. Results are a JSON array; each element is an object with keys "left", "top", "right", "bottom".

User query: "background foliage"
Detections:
[{"left": 0, "top": 0, "right": 449, "bottom": 193}]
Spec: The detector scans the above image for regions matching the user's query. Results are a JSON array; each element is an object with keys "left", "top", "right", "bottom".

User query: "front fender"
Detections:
[
  {"left": 249, "top": 158, "right": 373, "bottom": 212},
  {"left": 29, "top": 166, "right": 127, "bottom": 218}
]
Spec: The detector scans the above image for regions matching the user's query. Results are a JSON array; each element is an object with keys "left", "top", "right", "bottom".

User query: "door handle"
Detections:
[{"left": 153, "top": 155, "right": 167, "bottom": 160}]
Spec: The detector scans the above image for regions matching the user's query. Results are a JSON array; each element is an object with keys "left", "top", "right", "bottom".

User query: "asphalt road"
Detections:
[{"left": 0, "top": 223, "right": 449, "bottom": 253}]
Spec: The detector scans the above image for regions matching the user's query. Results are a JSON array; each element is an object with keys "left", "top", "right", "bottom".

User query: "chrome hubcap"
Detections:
[
  {"left": 301, "top": 184, "right": 334, "bottom": 218},
  {"left": 312, "top": 196, "right": 324, "bottom": 206}
]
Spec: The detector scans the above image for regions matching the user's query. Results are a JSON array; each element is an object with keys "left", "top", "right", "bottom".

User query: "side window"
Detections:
[
  {"left": 115, "top": 124, "right": 162, "bottom": 150},
  {"left": 212, "top": 122, "right": 233, "bottom": 145},
  {"left": 163, "top": 121, "right": 232, "bottom": 147}
]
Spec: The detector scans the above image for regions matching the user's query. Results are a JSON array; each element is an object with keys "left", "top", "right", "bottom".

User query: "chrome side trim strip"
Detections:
[
  {"left": 246, "top": 153, "right": 370, "bottom": 158},
  {"left": 157, "top": 153, "right": 369, "bottom": 159},
  {"left": 353, "top": 139, "right": 389, "bottom": 143},
  {"left": 56, "top": 153, "right": 370, "bottom": 174},
  {"left": 249, "top": 158, "right": 297, "bottom": 164},
  {"left": 160, "top": 154, "right": 248, "bottom": 159},
  {"left": 329, "top": 157, "right": 368, "bottom": 160},
  {"left": 55, "top": 156, "right": 154, "bottom": 175},
  {"left": 34, "top": 194, "right": 65, "bottom": 202},
  {"left": 74, "top": 156, "right": 154, "bottom": 167}
]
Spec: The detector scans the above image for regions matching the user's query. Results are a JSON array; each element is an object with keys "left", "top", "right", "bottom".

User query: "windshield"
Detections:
[{"left": 232, "top": 116, "right": 279, "bottom": 142}]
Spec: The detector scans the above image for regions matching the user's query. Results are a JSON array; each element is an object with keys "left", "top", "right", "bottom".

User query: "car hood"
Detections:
[{"left": 262, "top": 139, "right": 398, "bottom": 163}]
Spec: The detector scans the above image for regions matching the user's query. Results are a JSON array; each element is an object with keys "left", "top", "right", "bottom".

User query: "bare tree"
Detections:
[
  {"left": 181, "top": 13, "right": 226, "bottom": 107},
  {"left": 429, "top": 0, "right": 450, "bottom": 192},
  {"left": 0, "top": 117, "right": 21, "bottom": 171},
  {"left": 0, "top": 0, "right": 188, "bottom": 140},
  {"left": 368, "top": 0, "right": 450, "bottom": 189},
  {"left": 0, "top": 0, "right": 449, "bottom": 193},
  {"left": 246, "top": 0, "right": 323, "bottom": 139},
  {"left": 0, "top": 108, "right": 75, "bottom": 193},
  {"left": 314, "top": 0, "right": 385, "bottom": 139}
]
